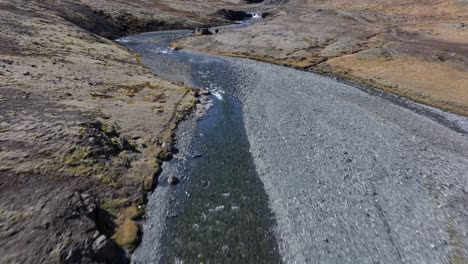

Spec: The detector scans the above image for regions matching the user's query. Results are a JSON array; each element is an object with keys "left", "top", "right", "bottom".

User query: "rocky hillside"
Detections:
[
  {"left": 28, "top": 0, "right": 250, "bottom": 38},
  {"left": 0, "top": 0, "right": 258, "bottom": 263}
]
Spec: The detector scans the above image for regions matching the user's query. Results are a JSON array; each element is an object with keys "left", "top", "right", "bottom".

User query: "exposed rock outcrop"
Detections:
[
  {"left": 215, "top": 9, "right": 253, "bottom": 21},
  {"left": 194, "top": 27, "right": 213, "bottom": 35}
]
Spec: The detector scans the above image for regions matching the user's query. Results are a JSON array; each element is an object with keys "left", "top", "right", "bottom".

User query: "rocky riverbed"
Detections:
[
  {"left": 0, "top": 0, "right": 259, "bottom": 262},
  {"left": 228, "top": 57, "right": 468, "bottom": 263},
  {"left": 123, "top": 23, "right": 468, "bottom": 263},
  {"left": 121, "top": 28, "right": 280, "bottom": 264},
  {"left": 2, "top": 0, "right": 468, "bottom": 263},
  {"left": 174, "top": 0, "right": 468, "bottom": 116}
]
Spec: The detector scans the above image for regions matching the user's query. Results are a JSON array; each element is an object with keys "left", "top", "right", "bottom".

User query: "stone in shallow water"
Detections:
[{"left": 168, "top": 175, "right": 179, "bottom": 185}]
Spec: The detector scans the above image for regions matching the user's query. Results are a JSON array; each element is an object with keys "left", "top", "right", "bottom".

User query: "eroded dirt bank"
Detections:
[
  {"left": 174, "top": 0, "right": 468, "bottom": 116},
  {"left": 0, "top": 0, "right": 255, "bottom": 263}
]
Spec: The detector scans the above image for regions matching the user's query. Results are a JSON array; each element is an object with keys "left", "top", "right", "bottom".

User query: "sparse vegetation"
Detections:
[
  {"left": 0, "top": 0, "right": 201, "bottom": 262},
  {"left": 177, "top": 1, "right": 468, "bottom": 116}
]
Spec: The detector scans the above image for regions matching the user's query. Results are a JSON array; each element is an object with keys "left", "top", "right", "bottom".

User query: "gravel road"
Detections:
[{"left": 226, "top": 58, "right": 468, "bottom": 263}]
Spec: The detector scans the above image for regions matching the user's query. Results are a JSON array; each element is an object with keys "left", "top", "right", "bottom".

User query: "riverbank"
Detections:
[
  {"left": 0, "top": 0, "right": 271, "bottom": 261},
  {"left": 226, "top": 55, "right": 468, "bottom": 263},
  {"left": 0, "top": 0, "right": 237, "bottom": 262},
  {"left": 120, "top": 31, "right": 281, "bottom": 263},
  {"left": 2, "top": 0, "right": 467, "bottom": 262},
  {"left": 173, "top": 0, "right": 468, "bottom": 116},
  {"left": 124, "top": 27, "right": 468, "bottom": 263}
]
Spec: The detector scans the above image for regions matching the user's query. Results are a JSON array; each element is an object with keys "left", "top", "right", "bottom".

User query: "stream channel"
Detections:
[{"left": 118, "top": 19, "right": 282, "bottom": 264}]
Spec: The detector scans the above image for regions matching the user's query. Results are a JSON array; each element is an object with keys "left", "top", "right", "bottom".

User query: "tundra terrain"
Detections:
[
  {"left": 0, "top": 0, "right": 252, "bottom": 262},
  {"left": 1, "top": 0, "right": 468, "bottom": 263},
  {"left": 175, "top": 0, "right": 468, "bottom": 115}
]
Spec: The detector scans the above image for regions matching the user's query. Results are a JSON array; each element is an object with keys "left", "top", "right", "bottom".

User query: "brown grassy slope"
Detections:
[
  {"left": 302, "top": 0, "right": 468, "bottom": 20},
  {"left": 0, "top": 0, "right": 204, "bottom": 263},
  {"left": 176, "top": 0, "right": 468, "bottom": 115}
]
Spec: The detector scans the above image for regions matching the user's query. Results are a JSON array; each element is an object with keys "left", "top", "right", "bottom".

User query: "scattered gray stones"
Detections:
[{"left": 230, "top": 57, "right": 468, "bottom": 263}]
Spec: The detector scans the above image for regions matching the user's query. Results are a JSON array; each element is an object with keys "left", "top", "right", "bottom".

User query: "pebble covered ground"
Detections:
[{"left": 230, "top": 57, "right": 468, "bottom": 263}]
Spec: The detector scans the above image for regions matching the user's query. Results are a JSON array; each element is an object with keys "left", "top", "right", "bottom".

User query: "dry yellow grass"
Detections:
[
  {"left": 323, "top": 55, "right": 468, "bottom": 115},
  {"left": 400, "top": 22, "right": 468, "bottom": 44},
  {"left": 111, "top": 204, "right": 144, "bottom": 251},
  {"left": 175, "top": 0, "right": 468, "bottom": 117},
  {"left": 112, "top": 218, "right": 140, "bottom": 251},
  {"left": 303, "top": 0, "right": 468, "bottom": 20}
]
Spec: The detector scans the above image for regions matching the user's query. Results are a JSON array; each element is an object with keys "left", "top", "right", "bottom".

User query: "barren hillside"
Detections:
[
  {"left": 1, "top": 0, "right": 467, "bottom": 262},
  {"left": 176, "top": 0, "right": 468, "bottom": 115},
  {"left": 0, "top": 0, "right": 250, "bottom": 262}
]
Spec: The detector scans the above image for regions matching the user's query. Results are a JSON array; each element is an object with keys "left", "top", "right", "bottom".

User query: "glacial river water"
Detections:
[
  {"left": 117, "top": 15, "right": 468, "bottom": 263},
  {"left": 119, "top": 26, "right": 281, "bottom": 263}
]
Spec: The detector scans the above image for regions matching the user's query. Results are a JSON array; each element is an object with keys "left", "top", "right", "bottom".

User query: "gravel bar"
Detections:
[{"left": 227, "top": 57, "right": 468, "bottom": 264}]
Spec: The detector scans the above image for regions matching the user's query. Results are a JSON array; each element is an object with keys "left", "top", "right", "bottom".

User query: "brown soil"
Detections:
[{"left": 176, "top": 0, "right": 468, "bottom": 115}]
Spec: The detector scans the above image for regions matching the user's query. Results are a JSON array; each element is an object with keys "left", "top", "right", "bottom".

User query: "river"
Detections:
[
  {"left": 119, "top": 25, "right": 281, "bottom": 264},
  {"left": 119, "top": 20, "right": 468, "bottom": 264}
]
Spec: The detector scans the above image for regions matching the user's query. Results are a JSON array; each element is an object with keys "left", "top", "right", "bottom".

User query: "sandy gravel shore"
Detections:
[{"left": 228, "top": 56, "right": 468, "bottom": 263}]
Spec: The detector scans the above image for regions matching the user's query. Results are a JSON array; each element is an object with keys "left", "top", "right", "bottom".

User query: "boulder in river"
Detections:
[
  {"left": 194, "top": 28, "right": 213, "bottom": 35},
  {"left": 158, "top": 150, "right": 173, "bottom": 161},
  {"left": 198, "top": 88, "right": 211, "bottom": 95},
  {"left": 168, "top": 175, "right": 179, "bottom": 185}
]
